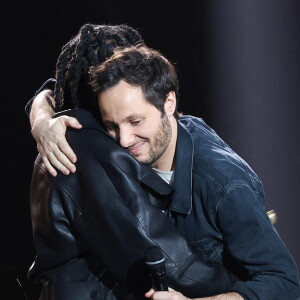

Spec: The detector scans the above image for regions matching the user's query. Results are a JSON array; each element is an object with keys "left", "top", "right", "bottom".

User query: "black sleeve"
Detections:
[{"left": 25, "top": 78, "right": 56, "bottom": 116}]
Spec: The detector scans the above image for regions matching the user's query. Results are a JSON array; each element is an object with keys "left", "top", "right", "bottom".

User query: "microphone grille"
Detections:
[{"left": 145, "top": 246, "right": 165, "bottom": 264}]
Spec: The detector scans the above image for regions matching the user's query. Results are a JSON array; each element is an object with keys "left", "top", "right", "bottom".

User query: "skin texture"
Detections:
[
  {"left": 30, "top": 90, "right": 82, "bottom": 176},
  {"left": 98, "top": 80, "right": 178, "bottom": 172}
]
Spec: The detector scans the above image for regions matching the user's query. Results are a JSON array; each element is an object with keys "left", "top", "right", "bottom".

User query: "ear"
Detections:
[{"left": 164, "top": 91, "right": 176, "bottom": 117}]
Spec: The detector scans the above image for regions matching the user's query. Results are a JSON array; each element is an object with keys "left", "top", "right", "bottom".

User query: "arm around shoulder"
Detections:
[
  {"left": 30, "top": 89, "right": 55, "bottom": 129},
  {"left": 29, "top": 89, "right": 82, "bottom": 177}
]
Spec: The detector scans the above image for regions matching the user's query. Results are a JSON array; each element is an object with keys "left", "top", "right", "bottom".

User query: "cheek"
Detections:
[
  {"left": 136, "top": 128, "right": 156, "bottom": 143},
  {"left": 134, "top": 124, "right": 156, "bottom": 139}
]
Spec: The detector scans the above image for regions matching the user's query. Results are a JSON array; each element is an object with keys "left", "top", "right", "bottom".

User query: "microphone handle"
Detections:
[{"left": 152, "top": 275, "right": 168, "bottom": 291}]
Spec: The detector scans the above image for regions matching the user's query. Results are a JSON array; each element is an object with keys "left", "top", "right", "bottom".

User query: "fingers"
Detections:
[
  {"left": 38, "top": 141, "right": 76, "bottom": 176},
  {"left": 145, "top": 288, "right": 155, "bottom": 298},
  {"left": 33, "top": 115, "right": 82, "bottom": 176},
  {"left": 65, "top": 116, "right": 82, "bottom": 130},
  {"left": 145, "top": 288, "right": 188, "bottom": 300},
  {"left": 56, "top": 116, "right": 81, "bottom": 163},
  {"left": 41, "top": 155, "right": 57, "bottom": 177},
  {"left": 52, "top": 141, "right": 76, "bottom": 173},
  {"left": 39, "top": 148, "right": 70, "bottom": 176},
  {"left": 56, "top": 136, "right": 77, "bottom": 165}
]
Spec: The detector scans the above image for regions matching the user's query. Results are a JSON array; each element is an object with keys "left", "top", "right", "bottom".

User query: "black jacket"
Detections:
[{"left": 29, "top": 109, "right": 235, "bottom": 299}]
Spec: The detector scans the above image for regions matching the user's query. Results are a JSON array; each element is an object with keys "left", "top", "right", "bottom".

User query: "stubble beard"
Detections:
[{"left": 143, "top": 114, "right": 172, "bottom": 167}]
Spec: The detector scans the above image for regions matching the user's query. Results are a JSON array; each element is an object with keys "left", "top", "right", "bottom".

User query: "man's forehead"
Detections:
[
  {"left": 99, "top": 82, "right": 153, "bottom": 108},
  {"left": 100, "top": 80, "right": 143, "bottom": 98}
]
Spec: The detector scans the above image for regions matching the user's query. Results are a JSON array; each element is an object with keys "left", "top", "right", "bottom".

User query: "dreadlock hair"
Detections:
[{"left": 53, "top": 23, "right": 144, "bottom": 116}]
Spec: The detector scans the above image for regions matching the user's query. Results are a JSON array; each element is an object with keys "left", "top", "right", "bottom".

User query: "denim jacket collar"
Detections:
[{"left": 170, "top": 121, "right": 194, "bottom": 215}]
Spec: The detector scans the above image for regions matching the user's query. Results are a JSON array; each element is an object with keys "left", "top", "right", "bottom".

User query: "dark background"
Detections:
[{"left": 1, "top": 0, "right": 299, "bottom": 299}]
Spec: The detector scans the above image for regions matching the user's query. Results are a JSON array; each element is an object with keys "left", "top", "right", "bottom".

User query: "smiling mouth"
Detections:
[{"left": 128, "top": 142, "right": 146, "bottom": 155}]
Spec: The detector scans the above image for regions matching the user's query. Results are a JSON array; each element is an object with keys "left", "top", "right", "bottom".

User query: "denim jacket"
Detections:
[{"left": 170, "top": 116, "right": 300, "bottom": 299}]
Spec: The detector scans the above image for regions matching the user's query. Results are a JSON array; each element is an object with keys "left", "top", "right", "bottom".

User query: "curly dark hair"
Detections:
[
  {"left": 53, "top": 23, "right": 144, "bottom": 114},
  {"left": 90, "top": 45, "right": 180, "bottom": 118}
]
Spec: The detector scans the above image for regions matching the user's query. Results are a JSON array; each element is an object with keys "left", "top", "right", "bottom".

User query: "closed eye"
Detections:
[
  {"left": 131, "top": 119, "right": 144, "bottom": 126},
  {"left": 131, "top": 120, "right": 141, "bottom": 125}
]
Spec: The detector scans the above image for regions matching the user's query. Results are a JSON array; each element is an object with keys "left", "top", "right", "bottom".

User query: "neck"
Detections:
[{"left": 151, "top": 117, "right": 177, "bottom": 172}]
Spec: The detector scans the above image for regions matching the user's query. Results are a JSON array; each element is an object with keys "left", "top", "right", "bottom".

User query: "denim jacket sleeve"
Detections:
[
  {"left": 216, "top": 182, "right": 300, "bottom": 300},
  {"left": 25, "top": 78, "right": 56, "bottom": 116}
]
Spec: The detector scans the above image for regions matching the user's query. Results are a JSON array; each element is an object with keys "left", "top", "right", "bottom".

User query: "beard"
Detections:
[{"left": 143, "top": 114, "right": 172, "bottom": 166}]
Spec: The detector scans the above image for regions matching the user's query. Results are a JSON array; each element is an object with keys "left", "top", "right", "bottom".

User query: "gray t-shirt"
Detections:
[{"left": 152, "top": 168, "right": 174, "bottom": 186}]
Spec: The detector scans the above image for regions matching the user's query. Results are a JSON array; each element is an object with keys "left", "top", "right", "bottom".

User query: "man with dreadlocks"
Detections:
[
  {"left": 27, "top": 24, "right": 237, "bottom": 300},
  {"left": 27, "top": 23, "right": 145, "bottom": 177}
]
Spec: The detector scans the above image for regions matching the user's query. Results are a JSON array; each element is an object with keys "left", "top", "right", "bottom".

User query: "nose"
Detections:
[{"left": 118, "top": 126, "right": 135, "bottom": 148}]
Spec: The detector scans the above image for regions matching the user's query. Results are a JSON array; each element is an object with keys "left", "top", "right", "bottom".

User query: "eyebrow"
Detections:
[
  {"left": 103, "top": 114, "right": 144, "bottom": 125},
  {"left": 125, "top": 114, "right": 144, "bottom": 121}
]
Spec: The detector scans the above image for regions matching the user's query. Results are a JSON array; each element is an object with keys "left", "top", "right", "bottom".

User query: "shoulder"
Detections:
[
  {"left": 179, "top": 115, "right": 261, "bottom": 193},
  {"left": 179, "top": 115, "right": 216, "bottom": 134},
  {"left": 60, "top": 109, "right": 121, "bottom": 163}
]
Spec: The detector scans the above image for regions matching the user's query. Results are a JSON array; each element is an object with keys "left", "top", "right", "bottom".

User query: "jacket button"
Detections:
[{"left": 90, "top": 290, "right": 99, "bottom": 299}]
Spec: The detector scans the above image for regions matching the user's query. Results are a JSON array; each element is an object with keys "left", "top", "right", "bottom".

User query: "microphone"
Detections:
[{"left": 145, "top": 246, "right": 168, "bottom": 291}]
